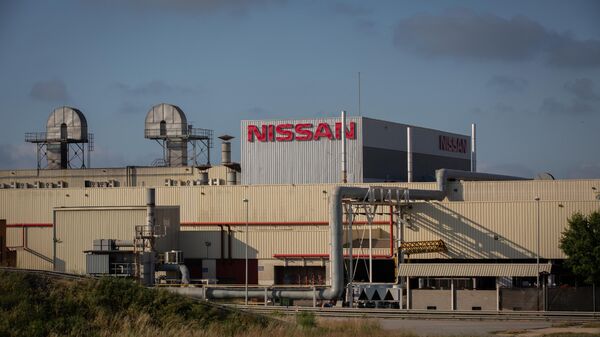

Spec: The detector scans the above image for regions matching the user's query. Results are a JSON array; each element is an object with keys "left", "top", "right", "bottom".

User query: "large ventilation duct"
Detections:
[
  {"left": 46, "top": 106, "right": 88, "bottom": 169},
  {"left": 145, "top": 103, "right": 188, "bottom": 167},
  {"left": 169, "top": 169, "right": 526, "bottom": 300}
]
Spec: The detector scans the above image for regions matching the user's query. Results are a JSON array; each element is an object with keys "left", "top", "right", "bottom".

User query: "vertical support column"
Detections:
[
  {"left": 451, "top": 280, "right": 455, "bottom": 311},
  {"left": 313, "top": 286, "right": 317, "bottom": 308},
  {"left": 593, "top": 283, "right": 596, "bottom": 312},
  {"left": 347, "top": 207, "right": 353, "bottom": 307},
  {"left": 406, "top": 276, "right": 411, "bottom": 310},
  {"left": 407, "top": 127, "right": 413, "bottom": 182},
  {"left": 264, "top": 287, "right": 268, "bottom": 306},
  {"left": 496, "top": 281, "right": 500, "bottom": 312}
]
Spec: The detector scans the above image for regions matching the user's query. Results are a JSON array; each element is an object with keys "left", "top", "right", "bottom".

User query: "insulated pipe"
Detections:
[
  {"left": 158, "top": 263, "right": 190, "bottom": 284},
  {"left": 183, "top": 186, "right": 371, "bottom": 300},
  {"left": 341, "top": 110, "right": 347, "bottom": 183},
  {"left": 146, "top": 188, "right": 156, "bottom": 234},
  {"left": 407, "top": 127, "right": 413, "bottom": 182},
  {"left": 471, "top": 123, "right": 476, "bottom": 172},
  {"left": 169, "top": 170, "right": 527, "bottom": 300}
]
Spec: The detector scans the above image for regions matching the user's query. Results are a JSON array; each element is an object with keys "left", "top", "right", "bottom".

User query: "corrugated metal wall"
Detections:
[
  {"left": 241, "top": 117, "right": 364, "bottom": 184},
  {"left": 0, "top": 179, "right": 598, "bottom": 271},
  {"left": 54, "top": 206, "right": 179, "bottom": 274},
  {"left": 0, "top": 165, "right": 230, "bottom": 188}
]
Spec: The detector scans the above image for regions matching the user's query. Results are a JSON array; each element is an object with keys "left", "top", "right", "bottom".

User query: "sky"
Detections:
[{"left": 0, "top": 0, "right": 599, "bottom": 179}]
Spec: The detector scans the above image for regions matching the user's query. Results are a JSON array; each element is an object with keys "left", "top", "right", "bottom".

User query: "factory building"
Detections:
[
  {"left": 1, "top": 104, "right": 599, "bottom": 310},
  {"left": 241, "top": 116, "right": 473, "bottom": 184}
]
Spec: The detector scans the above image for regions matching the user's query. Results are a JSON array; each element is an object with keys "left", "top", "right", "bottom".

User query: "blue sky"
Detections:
[{"left": 0, "top": 0, "right": 599, "bottom": 178}]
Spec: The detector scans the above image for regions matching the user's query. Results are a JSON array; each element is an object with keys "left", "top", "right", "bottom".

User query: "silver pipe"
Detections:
[
  {"left": 471, "top": 123, "right": 477, "bottom": 172},
  {"left": 146, "top": 188, "right": 156, "bottom": 234},
  {"left": 341, "top": 110, "right": 347, "bottom": 183},
  {"left": 169, "top": 170, "right": 527, "bottom": 300},
  {"left": 173, "top": 186, "right": 370, "bottom": 300},
  {"left": 114, "top": 240, "right": 134, "bottom": 247},
  {"left": 407, "top": 127, "right": 413, "bottom": 182}
]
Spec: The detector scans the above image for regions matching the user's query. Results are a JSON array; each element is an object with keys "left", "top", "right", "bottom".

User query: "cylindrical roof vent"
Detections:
[{"left": 218, "top": 135, "right": 234, "bottom": 165}]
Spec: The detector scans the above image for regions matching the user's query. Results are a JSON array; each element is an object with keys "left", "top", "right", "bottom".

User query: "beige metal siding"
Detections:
[
  {"left": 6, "top": 227, "right": 53, "bottom": 270},
  {"left": 54, "top": 206, "right": 179, "bottom": 274},
  {"left": 397, "top": 263, "right": 552, "bottom": 277},
  {"left": 55, "top": 208, "right": 146, "bottom": 274},
  {"left": 0, "top": 178, "right": 598, "bottom": 270}
]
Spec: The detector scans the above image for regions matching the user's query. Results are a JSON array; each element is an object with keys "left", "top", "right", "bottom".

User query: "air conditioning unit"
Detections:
[
  {"left": 107, "top": 180, "right": 114, "bottom": 188},
  {"left": 57, "top": 181, "right": 66, "bottom": 188},
  {"left": 45, "top": 182, "right": 52, "bottom": 188},
  {"left": 164, "top": 179, "right": 172, "bottom": 186},
  {"left": 209, "top": 178, "right": 221, "bottom": 186},
  {"left": 10, "top": 182, "right": 16, "bottom": 188}
]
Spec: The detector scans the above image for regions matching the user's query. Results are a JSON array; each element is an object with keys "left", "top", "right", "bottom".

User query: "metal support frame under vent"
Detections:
[{"left": 25, "top": 132, "right": 94, "bottom": 170}]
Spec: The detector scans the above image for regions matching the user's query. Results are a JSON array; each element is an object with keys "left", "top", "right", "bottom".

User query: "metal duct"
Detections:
[
  {"left": 146, "top": 188, "right": 155, "bottom": 234},
  {"left": 227, "top": 171, "right": 237, "bottom": 185},
  {"left": 158, "top": 263, "right": 190, "bottom": 285},
  {"left": 221, "top": 142, "right": 231, "bottom": 165},
  {"left": 407, "top": 169, "right": 528, "bottom": 201},
  {"left": 169, "top": 169, "right": 526, "bottom": 300}
]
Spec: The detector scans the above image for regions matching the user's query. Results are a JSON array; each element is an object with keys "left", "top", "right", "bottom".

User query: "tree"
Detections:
[{"left": 559, "top": 210, "right": 600, "bottom": 285}]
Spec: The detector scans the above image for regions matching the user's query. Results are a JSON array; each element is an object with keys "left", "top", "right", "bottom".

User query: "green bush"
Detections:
[
  {"left": 295, "top": 311, "right": 316, "bottom": 329},
  {"left": 0, "top": 271, "right": 268, "bottom": 337}
]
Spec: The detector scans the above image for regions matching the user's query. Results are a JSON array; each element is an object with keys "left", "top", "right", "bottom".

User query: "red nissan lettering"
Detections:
[
  {"left": 275, "top": 123, "right": 294, "bottom": 141},
  {"left": 247, "top": 125, "right": 267, "bottom": 142},
  {"left": 295, "top": 123, "right": 313, "bottom": 141}
]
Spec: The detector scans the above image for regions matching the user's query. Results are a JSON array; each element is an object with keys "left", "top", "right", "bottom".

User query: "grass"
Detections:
[
  {"left": 0, "top": 270, "right": 269, "bottom": 337},
  {"left": 0, "top": 270, "right": 421, "bottom": 337}
]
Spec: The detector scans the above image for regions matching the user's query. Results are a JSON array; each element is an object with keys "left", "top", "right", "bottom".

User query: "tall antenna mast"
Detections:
[{"left": 358, "top": 72, "right": 361, "bottom": 116}]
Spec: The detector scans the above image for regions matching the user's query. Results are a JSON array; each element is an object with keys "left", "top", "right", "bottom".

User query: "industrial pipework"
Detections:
[{"left": 169, "top": 169, "right": 526, "bottom": 301}]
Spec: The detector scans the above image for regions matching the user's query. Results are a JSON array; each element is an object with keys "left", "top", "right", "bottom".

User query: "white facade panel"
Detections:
[{"left": 241, "top": 117, "right": 363, "bottom": 185}]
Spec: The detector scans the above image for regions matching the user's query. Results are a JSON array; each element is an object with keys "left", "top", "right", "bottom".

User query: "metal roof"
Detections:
[{"left": 397, "top": 263, "right": 552, "bottom": 277}]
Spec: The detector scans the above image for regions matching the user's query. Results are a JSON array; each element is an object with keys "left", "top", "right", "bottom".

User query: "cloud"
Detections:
[
  {"left": 540, "top": 97, "right": 595, "bottom": 115},
  {"left": 330, "top": 3, "right": 371, "bottom": 17},
  {"left": 565, "top": 163, "right": 600, "bottom": 179},
  {"left": 108, "top": 0, "right": 284, "bottom": 15},
  {"left": 118, "top": 101, "right": 147, "bottom": 115},
  {"left": 540, "top": 78, "right": 599, "bottom": 115},
  {"left": 486, "top": 75, "right": 528, "bottom": 93},
  {"left": 564, "top": 78, "right": 599, "bottom": 101},
  {"left": 30, "top": 79, "right": 69, "bottom": 102},
  {"left": 0, "top": 143, "right": 36, "bottom": 169},
  {"left": 114, "top": 80, "right": 197, "bottom": 97},
  {"left": 393, "top": 8, "right": 600, "bottom": 68}
]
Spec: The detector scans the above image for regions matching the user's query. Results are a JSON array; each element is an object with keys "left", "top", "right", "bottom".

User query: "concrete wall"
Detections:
[
  {"left": 456, "top": 290, "right": 496, "bottom": 311},
  {"left": 411, "top": 289, "right": 452, "bottom": 310}
]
